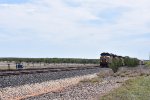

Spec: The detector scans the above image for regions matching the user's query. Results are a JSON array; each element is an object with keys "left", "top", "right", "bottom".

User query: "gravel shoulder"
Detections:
[
  {"left": 24, "top": 66, "right": 150, "bottom": 100},
  {"left": 1, "top": 65, "right": 150, "bottom": 100},
  {"left": 0, "top": 74, "right": 98, "bottom": 100},
  {"left": 0, "top": 68, "right": 101, "bottom": 88},
  {"left": 0, "top": 67, "right": 103, "bottom": 100},
  {"left": 24, "top": 76, "right": 129, "bottom": 100}
]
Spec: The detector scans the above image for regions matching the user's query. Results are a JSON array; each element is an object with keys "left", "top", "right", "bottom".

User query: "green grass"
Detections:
[
  {"left": 100, "top": 76, "right": 150, "bottom": 100},
  {"left": 146, "top": 61, "right": 150, "bottom": 67}
]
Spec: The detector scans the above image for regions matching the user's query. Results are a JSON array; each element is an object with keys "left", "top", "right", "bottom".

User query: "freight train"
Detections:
[{"left": 100, "top": 52, "right": 141, "bottom": 68}]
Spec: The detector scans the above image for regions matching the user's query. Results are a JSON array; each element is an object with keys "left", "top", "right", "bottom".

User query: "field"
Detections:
[
  {"left": 101, "top": 76, "right": 150, "bottom": 100},
  {"left": 0, "top": 58, "right": 99, "bottom": 70},
  {"left": 0, "top": 61, "right": 98, "bottom": 70}
]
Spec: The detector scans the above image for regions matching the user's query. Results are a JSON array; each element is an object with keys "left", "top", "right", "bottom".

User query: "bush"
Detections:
[
  {"left": 109, "top": 57, "right": 139, "bottom": 73},
  {"left": 146, "top": 61, "right": 150, "bottom": 67},
  {"left": 124, "top": 57, "right": 139, "bottom": 67},
  {"left": 109, "top": 58, "right": 122, "bottom": 73}
]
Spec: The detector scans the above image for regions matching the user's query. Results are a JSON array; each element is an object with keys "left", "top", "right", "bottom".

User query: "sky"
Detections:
[{"left": 0, "top": 0, "right": 150, "bottom": 60}]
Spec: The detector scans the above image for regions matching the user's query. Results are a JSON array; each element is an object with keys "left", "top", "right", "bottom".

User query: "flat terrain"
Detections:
[
  {"left": 1, "top": 65, "right": 150, "bottom": 100},
  {"left": 0, "top": 61, "right": 98, "bottom": 70}
]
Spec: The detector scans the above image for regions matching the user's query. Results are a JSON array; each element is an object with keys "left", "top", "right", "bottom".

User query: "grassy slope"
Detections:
[{"left": 100, "top": 76, "right": 150, "bottom": 100}]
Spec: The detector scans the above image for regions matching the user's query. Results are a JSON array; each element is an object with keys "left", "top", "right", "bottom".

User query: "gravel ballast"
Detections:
[
  {"left": 0, "top": 67, "right": 112, "bottom": 100},
  {"left": 24, "top": 66, "right": 150, "bottom": 100},
  {"left": 0, "top": 74, "right": 99, "bottom": 100},
  {"left": 0, "top": 68, "right": 102, "bottom": 88},
  {"left": 1, "top": 66, "right": 149, "bottom": 100},
  {"left": 24, "top": 76, "right": 129, "bottom": 100}
]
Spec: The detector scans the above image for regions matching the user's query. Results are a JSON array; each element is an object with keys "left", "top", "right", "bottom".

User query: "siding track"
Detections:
[{"left": 0, "top": 66, "right": 100, "bottom": 76}]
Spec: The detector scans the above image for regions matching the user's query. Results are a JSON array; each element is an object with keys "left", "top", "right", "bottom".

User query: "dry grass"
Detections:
[
  {"left": 80, "top": 71, "right": 109, "bottom": 83},
  {"left": 80, "top": 77, "right": 102, "bottom": 83},
  {"left": 0, "top": 66, "right": 16, "bottom": 70}
]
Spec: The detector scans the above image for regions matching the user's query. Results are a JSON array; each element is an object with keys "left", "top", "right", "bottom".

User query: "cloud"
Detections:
[{"left": 0, "top": 0, "right": 150, "bottom": 59}]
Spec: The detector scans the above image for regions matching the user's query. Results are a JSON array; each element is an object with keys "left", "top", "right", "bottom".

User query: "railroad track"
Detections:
[{"left": 0, "top": 66, "right": 100, "bottom": 76}]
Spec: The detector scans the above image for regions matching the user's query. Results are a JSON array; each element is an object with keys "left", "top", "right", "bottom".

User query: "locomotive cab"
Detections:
[{"left": 100, "top": 53, "right": 110, "bottom": 68}]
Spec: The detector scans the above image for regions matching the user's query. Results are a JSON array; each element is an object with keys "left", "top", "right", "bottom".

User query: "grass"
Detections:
[
  {"left": 100, "top": 76, "right": 150, "bottom": 100},
  {"left": 0, "top": 66, "right": 16, "bottom": 70},
  {"left": 80, "top": 71, "right": 109, "bottom": 83},
  {"left": 80, "top": 77, "right": 102, "bottom": 83},
  {"left": 146, "top": 61, "right": 150, "bottom": 67}
]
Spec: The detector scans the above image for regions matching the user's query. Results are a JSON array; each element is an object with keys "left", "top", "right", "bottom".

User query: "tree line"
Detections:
[{"left": 0, "top": 58, "right": 99, "bottom": 64}]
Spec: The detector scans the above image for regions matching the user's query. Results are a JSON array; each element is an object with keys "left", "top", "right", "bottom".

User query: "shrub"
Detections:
[
  {"left": 124, "top": 57, "right": 139, "bottom": 67},
  {"left": 109, "top": 57, "right": 139, "bottom": 72},
  {"left": 146, "top": 61, "right": 150, "bottom": 67},
  {"left": 109, "top": 58, "right": 122, "bottom": 73}
]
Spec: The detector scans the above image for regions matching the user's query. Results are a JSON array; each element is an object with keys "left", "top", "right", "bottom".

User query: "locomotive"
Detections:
[
  {"left": 100, "top": 52, "right": 111, "bottom": 67},
  {"left": 100, "top": 52, "right": 138, "bottom": 68},
  {"left": 100, "top": 52, "right": 124, "bottom": 67}
]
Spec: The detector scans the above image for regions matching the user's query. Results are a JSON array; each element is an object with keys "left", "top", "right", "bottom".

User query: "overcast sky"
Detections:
[{"left": 0, "top": 0, "right": 150, "bottom": 59}]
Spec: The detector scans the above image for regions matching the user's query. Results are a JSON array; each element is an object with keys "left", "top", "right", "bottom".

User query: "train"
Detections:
[{"left": 100, "top": 52, "right": 143, "bottom": 68}]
